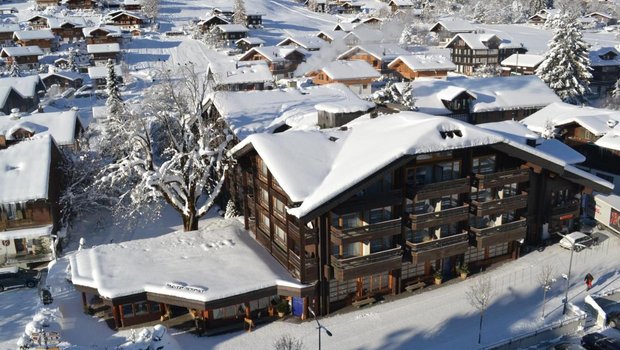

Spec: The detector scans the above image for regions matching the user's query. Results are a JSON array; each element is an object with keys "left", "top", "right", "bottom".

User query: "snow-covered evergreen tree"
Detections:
[
  {"left": 605, "top": 78, "right": 620, "bottom": 109},
  {"left": 401, "top": 82, "right": 417, "bottom": 111},
  {"left": 224, "top": 199, "right": 239, "bottom": 218},
  {"left": 67, "top": 48, "right": 79, "bottom": 72},
  {"left": 307, "top": 0, "right": 319, "bottom": 12},
  {"left": 8, "top": 59, "right": 20, "bottom": 77},
  {"left": 473, "top": 1, "right": 487, "bottom": 23},
  {"left": 141, "top": 0, "right": 159, "bottom": 24},
  {"left": 232, "top": 0, "right": 247, "bottom": 25},
  {"left": 473, "top": 64, "right": 501, "bottom": 78},
  {"left": 537, "top": 13, "right": 592, "bottom": 104},
  {"left": 399, "top": 24, "right": 414, "bottom": 47},
  {"left": 94, "top": 63, "right": 232, "bottom": 231},
  {"left": 529, "top": 0, "right": 545, "bottom": 15}
]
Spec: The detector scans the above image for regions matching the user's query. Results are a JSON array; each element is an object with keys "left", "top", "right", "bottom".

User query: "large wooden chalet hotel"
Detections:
[{"left": 232, "top": 112, "right": 611, "bottom": 316}]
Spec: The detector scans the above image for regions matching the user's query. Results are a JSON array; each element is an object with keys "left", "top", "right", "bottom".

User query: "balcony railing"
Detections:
[
  {"left": 472, "top": 168, "right": 530, "bottom": 190},
  {"left": 409, "top": 177, "right": 471, "bottom": 202},
  {"left": 409, "top": 204, "right": 470, "bottom": 230},
  {"left": 289, "top": 252, "right": 319, "bottom": 282},
  {"left": 470, "top": 193, "right": 528, "bottom": 217},
  {"left": 407, "top": 232, "right": 470, "bottom": 265},
  {"left": 5, "top": 252, "right": 53, "bottom": 265},
  {"left": 550, "top": 199, "right": 580, "bottom": 221},
  {"left": 330, "top": 245, "right": 402, "bottom": 281},
  {"left": 332, "top": 190, "right": 402, "bottom": 215},
  {"left": 470, "top": 217, "right": 527, "bottom": 249},
  {"left": 330, "top": 218, "right": 402, "bottom": 245},
  {"left": 288, "top": 223, "right": 317, "bottom": 245}
]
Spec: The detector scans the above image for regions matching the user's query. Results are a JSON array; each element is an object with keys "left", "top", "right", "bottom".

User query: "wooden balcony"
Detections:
[
  {"left": 332, "top": 190, "right": 402, "bottom": 215},
  {"left": 550, "top": 199, "right": 580, "bottom": 222},
  {"left": 409, "top": 204, "right": 470, "bottom": 230},
  {"left": 470, "top": 193, "right": 528, "bottom": 217},
  {"left": 330, "top": 245, "right": 402, "bottom": 281},
  {"left": 407, "top": 232, "right": 470, "bottom": 265},
  {"left": 290, "top": 252, "right": 319, "bottom": 282},
  {"left": 409, "top": 177, "right": 471, "bottom": 202},
  {"left": 330, "top": 218, "right": 402, "bottom": 245},
  {"left": 470, "top": 217, "right": 527, "bottom": 249},
  {"left": 472, "top": 168, "right": 530, "bottom": 190},
  {"left": 288, "top": 222, "right": 317, "bottom": 245}
]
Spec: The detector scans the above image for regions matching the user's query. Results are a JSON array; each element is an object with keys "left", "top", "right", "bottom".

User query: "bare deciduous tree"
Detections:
[
  {"left": 274, "top": 335, "right": 305, "bottom": 350},
  {"left": 538, "top": 265, "right": 555, "bottom": 319},
  {"left": 466, "top": 276, "right": 494, "bottom": 344}
]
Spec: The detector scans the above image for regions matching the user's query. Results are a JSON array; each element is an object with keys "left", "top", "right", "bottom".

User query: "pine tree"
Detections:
[
  {"left": 233, "top": 0, "right": 247, "bottom": 25},
  {"left": 606, "top": 78, "right": 620, "bottom": 109},
  {"left": 8, "top": 59, "right": 20, "bottom": 77},
  {"left": 536, "top": 12, "right": 592, "bottom": 104},
  {"left": 68, "top": 48, "right": 78, "bottom": 72},
  {"left": 224, "top": 199, "right": 239, "bottom": 219},
  {"left": 399, "top": 24, "right": 414, "bottom": 48},
  {"left": 401, "top": 82, "right": 417, "bottom": 111},
  {"left": 307, "top": 0, "right": 318, "bottom": 12},
  {"left": 529, "top": 0, "right": 545, "bottom": 15},
  {"left": 105, "top": 59, "right": 123, "bottom": 118}
]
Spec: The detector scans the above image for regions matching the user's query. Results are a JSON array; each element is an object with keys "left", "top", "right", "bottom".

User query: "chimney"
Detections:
[
  {"left": 37, "top": 104, "right": 44, "bottom": 113},
  {"left": 9, "top": 108, "right": 21, "bottom": 119}
]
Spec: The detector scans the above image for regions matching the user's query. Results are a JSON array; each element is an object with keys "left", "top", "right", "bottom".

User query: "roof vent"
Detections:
[
  {"left": 339, "top": 126, "right": 348, "bottom": 131},
  {"left": 328, "top": 136, "right": 338, "bottom": 142},
  {"left": 608, "top": 119, "right": 618, "bottom": 128},
  {"left": 440, "top": 130, "right": 462, "bottom": 139}
]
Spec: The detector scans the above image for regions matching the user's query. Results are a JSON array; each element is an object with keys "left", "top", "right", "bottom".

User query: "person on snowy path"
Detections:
[{"left": 585, "top": 273, "right": 594, "bottom": 290}]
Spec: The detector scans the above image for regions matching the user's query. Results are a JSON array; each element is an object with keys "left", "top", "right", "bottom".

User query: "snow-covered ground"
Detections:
[{"left": 2, "top": 210, "right": 620, "bottom": 349}]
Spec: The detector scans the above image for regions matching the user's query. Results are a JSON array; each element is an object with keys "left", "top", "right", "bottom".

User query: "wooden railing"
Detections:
[
  {"left": 469, "top": 218, "right": 527, "bottom": 249},
  {"left": 330, "top": 218, "right": 402, "bottom": 245},
  {"left": 330, "top": 245, "right": 402, "bottom": 281},
  {"left": 407, "top": 232, "right": 470, "bottom": 265},
  {"left": 470, "top": 193, "right": 528, "bottom": 217},
  {"left": 409, "top": 177, "right": 471, "bottom": 201},
  {"left": 550, "top": 199, "right": 580, "bottom": 217},
  {"left": 409, "top": 205, "right": 470, "bottom": 230},
  {"left": 472, "top": 168, "right": 530, "bottom": 189}
]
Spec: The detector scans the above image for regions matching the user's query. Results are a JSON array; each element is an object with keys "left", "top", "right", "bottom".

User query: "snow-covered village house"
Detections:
[
  {"left": 588, "top": 47, "right": 620, "bottom": 97},
  {"left": 0, "top": 46, "right": 43, "bottom": 70},
  {"left": 206, "top": 60, "right": 273, "bottom": 91},
  {"left": 239, "top": 46, "right": 306, "bottom": 79},
  {"left": 235, "top": 37, "right": 265, "bottom": 53},
  {"left": 522, "top": 102, "right": 620, "bottom": 194},
  {"left": 528, "top": 9, "right": 559, "bottom": 25},
  {"left": 83, "top": 26, "right": 122, "bottom": 45},
  {"left": 342, "top": 27, "right": 385, "bottom": 47},
  {"left": 62, "top": 0, "right": 94, "bottom": 10},
  {"left": 410, "top": 75, "right": 561, "bottom": 124},
  {"left": 197, "top": 15, "right": 229, "bottom": 32},
  {"left": 88, "top": 64, "right": 122, "bottom": 88},
  {"left": 315, "top": 30, "right": 346, "bottom": 44},
  {"left": 0, "top": 76, "right": 46, "bottom": 115},
  {"left": 104, "top": 10, "right": 144, "bottom": 30},
  {"left": 0, "top": 135, "right": 63, "bottom": 268},
  {"left": 499, "top": 53, "right": 544, "bottom": 76},
  {"left": 35, "top": 0, "right": 59, "bottom": 9},
  {"left": 277, "top": 36, "right": 325, "bottom": 52},
  {"left": 26, "top": 15, "right": 87, "bottom": 42},
  {"left": 429, "top": 19, "right": 476, "bottom": 44},
  {"left": 585, "top": 12, "right": 617, "bottom": 26},
  {"left": 246, "top": 11, "right": 263, "bottom": 28},
  {"left": 445, "top": 33, "right": 527, "bottom": 76},
  {"left": 337, "top": 44, "right": 410, "bottom": 75},
  {"left": 231, "top": 112, "right": 612, "bottom": 315},
  {"left": 13, "top": 30, "right": 57, "bottom": 52},
  {"left": 308, "top": 60, "right": 380, "bottom": 96},
  {"left": 87, "top": 43, "right": 121, "bottom": 65},
  {"left": 121, "top": 0, "right": 141, "bottom": 11},
  {"left": 0, "top": 23, "right": 19, "bottom": 45},
  {"left": 387, "top": 54, "right": 456, "bottom": 81},
  {"left": 211, "top": 24, "right": 249, "bottom": 45},
  {"left": 39, "top": 71, "right": 84, "bottom": 92},
  {"left": 387, "top": 0, "right": 415, "bottom": 13}
]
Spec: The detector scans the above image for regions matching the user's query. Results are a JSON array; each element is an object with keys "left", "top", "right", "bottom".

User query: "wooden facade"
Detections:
[
  {"left": 235, "top": 141, "right": 598, "bottom": 315},
  {"left": 14, "top": 37, "right": 54, "bottom": 50},
  {"left": 64, "top": 0, "right": 93, "bottom": 9},
  {"left": 388, "top": 59, "right": 451, "bottom": 80},
  {"left": 446, "top": 36, "right": 526, "bottom": 76},
  {"left": 239, "top": 50, "right": 304, "bottom": 78},
  {"left": 85, "top": 29, "right": 121, "bottom": 45}
]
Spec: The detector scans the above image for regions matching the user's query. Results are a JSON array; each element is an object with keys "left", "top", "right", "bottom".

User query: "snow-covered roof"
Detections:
[
  {"left": 39, "top": 71, "right": 83, "bottom": 83},
  {"left": 235, "top": 37, "right": 265, "bottom": 45},
  {"left": 240, "top": 46, "right": 305, "bottom": 63},
  {"left": 198, "top": 15, "right": 230, "bottom": 26},
  {"left": 1, "top": 46, "right": 44, "bottom": 57},
  {"left": 521, "top": 101, "right": 620, "bottom": 137},
  {"left": 596, "top": 125, "right": 620, "bottom": 152},
  {"left": 207, "top": 60, "right": 273, "bottom": 85},
  {"left": 411, "top": 75, "right": 561, "bottom": 115},
  {"left": 586, "top": 12, "right": 615, "bottom": 19},
  {"left": 211, "top": 24, "right": 249, "bottom": 33},
  {"left": 388, "top": 54, "right": 456, "bottom": 72},
  {"left": 277, "top": 36, "right": 325, "bottom": 51},
  {"left": 70, "top": 219, "right": 305, "bottom": 301},
  {"left": 13, "top": 29, "right": 55, "bottom": 40},
  {"left": 343, "top": 27, "right": 385, "bottom": 44},
  {"left": 234, "top": 112, "right": 612, "bottom": 220},
  {"left": 0, "top": 109, "right": 81, "bottom": 146},
  {"left": 316, "top": 30, "right": 347, "bottom": 42},
  {"left": 82, "top": 25, "right": 122, "bottom": 37},
  {"left": 536, "top": 139, "right": 586, "bottom": 165},
  {"left": 28, "top": 15, "right": 88, "bottom": 29},
  {"left": 430, "top": 19, "right": 476, "bottom": 33},
  {"left": 320, "top": 60, "right": 381, "bottom": 80},
  {"left": 333, "top": 22, "right": 356, "bottom": 32},
  {"left": 86, "top": 43, "right": 120, "bottom": 54},
  {"left": 0, "top": 23, "right": 19, "bottom": 33},
  {"left": 0, "top": 135, "right": 52, "bottom": 203},
  {"left": 338, "top": 43, "right": 410, "bottom": 62},
  {"left": 211, "top": 83, "right": 374, "bottom": 140},
  {"left": 0, "top": 224, "right": 52, "bottom": 240},
  {"left": 445, "top": 33, "right": 500, "bottom": 50},
  {"left": 589, "top": 47, "right": 620, "bottom": 67},
  {"left": 389, "top": 0, "right": 415, "bottom": 6},
  {"left": 501, "top": 53, "right": 544, "bottom": 68},
  {"left": 0, "top": 75, "right": 43, "bottom": 103},
  {"left": 106, "top": 10, "right": 144, "bottom": 21},
  {"left": 88, "top": 65, "right": 122, "bottom": 79},
  {"left": 478, "top": 120, "right": 539, "bottom": 144}
]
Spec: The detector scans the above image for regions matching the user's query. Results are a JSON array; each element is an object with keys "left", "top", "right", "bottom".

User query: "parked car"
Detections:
[
  {"left": 582, "top": 332, "right": 620, "bottom": 350},
  {"left": 0, "top": 267, "right": 41, "bottom": 291},
  {"left": 559, "top": 232, "right": 598, "bottom": 251}
]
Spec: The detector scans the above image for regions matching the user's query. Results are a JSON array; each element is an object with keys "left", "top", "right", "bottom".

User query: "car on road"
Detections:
[
  {"left": 582, "top": 332, "right": 620, "bottom": 350},
  {"left": 560, "top": 232, "right": 598, "bottom": 251},
  {"left": 0, "top": 267, "right": 40, "bottom": 292}
]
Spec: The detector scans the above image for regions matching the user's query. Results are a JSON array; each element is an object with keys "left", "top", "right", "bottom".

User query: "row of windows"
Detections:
[
  {"left": 121, "top": 302, "right": 161, "bottom": 318},
  {"left": 0, "top": 203, "right": 26, "bottom": 221}
]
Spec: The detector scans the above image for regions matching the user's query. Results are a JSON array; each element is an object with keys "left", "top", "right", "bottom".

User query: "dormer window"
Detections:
[{"left": 440, "top": 130, "right": 463, "bottom": 139}]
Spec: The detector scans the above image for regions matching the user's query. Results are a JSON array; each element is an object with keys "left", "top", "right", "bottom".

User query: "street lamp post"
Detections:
[
  {"left": 308, "top": 307, "right": 332, "bottom": 350},
  {"left": 558, "top": 232, "right": 579, "bottom": 315}
]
